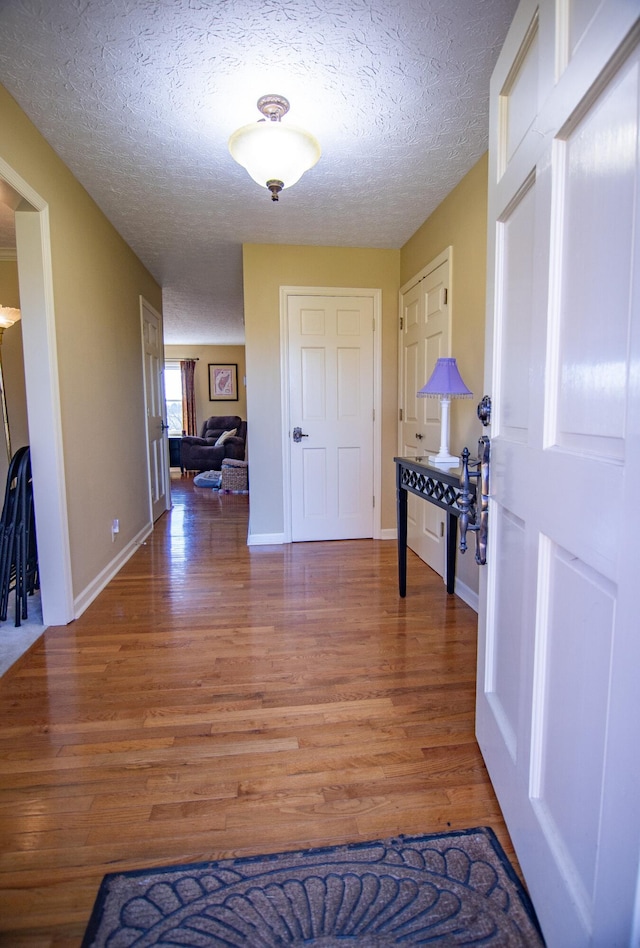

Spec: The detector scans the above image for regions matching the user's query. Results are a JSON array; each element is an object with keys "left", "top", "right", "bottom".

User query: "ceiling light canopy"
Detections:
[{"left": 228, "top": 95, "right": 321, "bottom": 202}]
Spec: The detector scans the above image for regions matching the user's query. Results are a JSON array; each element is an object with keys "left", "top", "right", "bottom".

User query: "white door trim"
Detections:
[
  {"left": 1, "top": 158, "right": 74, "bottom": 626},
  {"left": 280, "top": 285, "right": 382, "bottom": 543}
]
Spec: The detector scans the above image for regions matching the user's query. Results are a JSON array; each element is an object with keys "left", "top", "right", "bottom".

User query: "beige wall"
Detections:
[
  {"left": 0, "top": 83, "right": 162, "bottom": 603},
  {"left": 400, "top": 154, "right": 489, "bottom": 595},
  {"left": 243, "top": 245, "right": 401, "bottom": 538},
  {"left": 0, "top": 259, "right": 29, "bottom": 488},
  {"left": 164, "top": 344, "right": 247, "bottom": 430}
]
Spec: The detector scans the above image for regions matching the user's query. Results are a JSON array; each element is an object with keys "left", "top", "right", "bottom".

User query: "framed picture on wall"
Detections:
[{"left": 208, "top": 364, "right": 238, "bottom": 401}]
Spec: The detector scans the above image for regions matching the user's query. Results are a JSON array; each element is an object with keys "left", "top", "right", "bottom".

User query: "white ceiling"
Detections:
[{"left": 0, "top": 0, "right": 517, "bottom": 344}]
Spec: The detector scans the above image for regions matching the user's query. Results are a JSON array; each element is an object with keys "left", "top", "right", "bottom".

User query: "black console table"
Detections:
[{"left": 394, "top": 456, "right": 476, "bottom": 597}]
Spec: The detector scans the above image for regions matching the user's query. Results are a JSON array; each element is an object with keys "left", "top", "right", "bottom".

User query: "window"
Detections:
[{"left": 164, "top": 363, "right": 183, "bottom": 436}]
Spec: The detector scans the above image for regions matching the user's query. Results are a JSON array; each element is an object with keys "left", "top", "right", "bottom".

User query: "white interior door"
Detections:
[
  {"left": 399, "top": 252, "right": 451, "bottom": 577},
  {"left": 140, "top": 298, "right": 170, "bottom": 522},
  {"left": 288, "top": 293, "right": 374, "bottom": 541},
  {"left": 479, "top": 2, "right": 640, "bottom": 944}
]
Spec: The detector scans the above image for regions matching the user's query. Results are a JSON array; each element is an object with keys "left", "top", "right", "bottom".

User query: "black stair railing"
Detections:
[{"left": 0, "top": 446, "right": 39, "bottom": 626}]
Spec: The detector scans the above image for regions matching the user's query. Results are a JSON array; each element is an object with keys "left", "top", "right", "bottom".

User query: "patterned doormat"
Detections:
[{"left": 82, "top": 827, "right": 544, "bottom": 946}]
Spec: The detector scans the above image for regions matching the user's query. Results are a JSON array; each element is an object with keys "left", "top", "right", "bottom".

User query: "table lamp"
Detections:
[{"left": 417, "top": 357, "right": 472, "bottom": 465}]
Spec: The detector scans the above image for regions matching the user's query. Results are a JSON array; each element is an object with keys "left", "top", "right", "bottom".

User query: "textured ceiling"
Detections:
[{"left": 0, "top": 0, "right": 517, "bottom": 344}]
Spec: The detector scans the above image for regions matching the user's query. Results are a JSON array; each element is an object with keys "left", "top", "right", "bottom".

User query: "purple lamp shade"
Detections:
[{"left": 417, "top": 358, "right": 472, "bottom": 397}]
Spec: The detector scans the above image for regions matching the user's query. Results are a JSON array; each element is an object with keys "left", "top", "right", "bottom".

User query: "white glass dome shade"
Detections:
[{"left": 228, "top": 96, "right": 321, "bottom": 199}]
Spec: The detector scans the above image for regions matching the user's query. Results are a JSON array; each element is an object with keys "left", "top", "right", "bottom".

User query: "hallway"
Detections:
[{"left": 0, "top": 474, "right": 513, "bottom": 945}]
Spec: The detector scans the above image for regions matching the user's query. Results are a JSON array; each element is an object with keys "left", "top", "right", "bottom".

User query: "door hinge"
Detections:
[
  {"left": 444, "top": 288, "right": 448, "bottom": 304},
  {"left": 373, "top": 495, "right": 375, "bottom": 508},
  {"left": 399, "top": 408, "right": 403, "bottom": 421},
  {"left": 372, "top": 408, "right": 375, "bottom": 422},
  {"left": 400, "top": 316, "right": 403, "bottom": 330}
]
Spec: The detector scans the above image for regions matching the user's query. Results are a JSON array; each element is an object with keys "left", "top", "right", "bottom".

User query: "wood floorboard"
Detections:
[{"left": 0, "top": 473, "right": 518, "bottom": 946}]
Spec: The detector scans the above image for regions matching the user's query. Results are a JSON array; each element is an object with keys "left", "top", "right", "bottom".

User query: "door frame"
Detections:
[
  {"left": 0, "top": 157, "right": 74, "bottom": 626},
  {"left": 279, "top": 286, "right": 382, "bottom": 543}
]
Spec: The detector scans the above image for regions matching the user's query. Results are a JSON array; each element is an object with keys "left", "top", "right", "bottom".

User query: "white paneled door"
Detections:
[
  {"left": 141, "top": 298, "right": 170, "bottom": 522},
  {"left": 479, "top": 2, "right": 640, "bottom": 944},
  {"left": 399, "top": 253, "right": 451, "bottom": 577},
  {"left": 287, "top": 294, "right": 374, "bottom": 541}
]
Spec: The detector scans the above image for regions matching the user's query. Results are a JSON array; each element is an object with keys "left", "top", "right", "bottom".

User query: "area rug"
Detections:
[{"left": 82, "top": 827, "right": 544, "bottom": 946}]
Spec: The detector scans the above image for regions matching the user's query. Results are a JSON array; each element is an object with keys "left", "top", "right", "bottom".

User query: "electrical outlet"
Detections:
[{"left": 111, "top": 518, "right": 120, "bottom": 541}]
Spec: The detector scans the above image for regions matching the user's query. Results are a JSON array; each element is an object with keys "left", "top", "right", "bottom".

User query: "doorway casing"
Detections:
[{"left": 0, "top": 157, "right": 74, "bottom": 626}]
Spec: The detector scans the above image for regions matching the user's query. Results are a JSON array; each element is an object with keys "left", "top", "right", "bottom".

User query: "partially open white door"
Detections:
[
  {"left": 478, "top": 2, "right": 640, "bottom": 944},
  {"left": 399, "top": 252, "right": 451, "bottom": 578},
  {"left": 141, "top": 298, "right": 170, "bottom": 522}
]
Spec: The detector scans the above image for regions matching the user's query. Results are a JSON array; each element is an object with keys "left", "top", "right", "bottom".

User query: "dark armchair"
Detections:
[{"left": 180, "top": 415, "right": 247, "bottom": 473}]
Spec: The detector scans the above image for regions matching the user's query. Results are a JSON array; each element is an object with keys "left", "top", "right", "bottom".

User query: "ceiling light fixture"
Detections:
[{"left": 228, "top": 95, "right": 321, "bottom": 202}]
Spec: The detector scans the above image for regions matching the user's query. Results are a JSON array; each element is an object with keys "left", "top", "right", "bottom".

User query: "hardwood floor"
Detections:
[{"left": 0, "top": 474, "right": 516, "bottom": 946}]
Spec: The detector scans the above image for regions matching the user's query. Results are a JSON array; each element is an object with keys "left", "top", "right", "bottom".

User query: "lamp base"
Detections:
[{"left": 428, "top": 452, "right": 460, "bottom": 466}]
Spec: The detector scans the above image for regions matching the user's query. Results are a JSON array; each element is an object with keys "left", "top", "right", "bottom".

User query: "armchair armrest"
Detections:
[{"left": 223, "top": 436, "right": 246, "bottom": 461}]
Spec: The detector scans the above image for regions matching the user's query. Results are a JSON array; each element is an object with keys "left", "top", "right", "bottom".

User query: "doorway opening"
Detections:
[{"left": 0, "top": 160, "right": 73, "bottom": 627}]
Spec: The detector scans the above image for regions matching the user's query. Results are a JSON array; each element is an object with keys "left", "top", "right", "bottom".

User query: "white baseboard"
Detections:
[
  {"left": 249, "top": 531, "right": 396, "bottom": 544},
  {"left": 247, "top": 532, "right": 286, "bottom": 546},
  {"left": 454, "top": 578, "right": 479, "bottom": 613},
  {"left": 74, "top": 522, "right": 153, "bottom": 618},
  {"left": 250, "top": 531, "right": 397, "bottom": 544}
]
